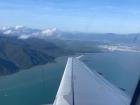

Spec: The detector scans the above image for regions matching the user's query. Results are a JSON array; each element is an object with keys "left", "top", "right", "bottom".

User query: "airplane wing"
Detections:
[{"left": 53, "top": 57, "right": 131, "bottom": 105}]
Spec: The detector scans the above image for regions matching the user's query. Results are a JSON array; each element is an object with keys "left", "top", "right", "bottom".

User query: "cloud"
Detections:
[
  {"left": 18, "top": 35, "right": 30, "bottom": 39},
  {"left": 3, "top": 30, "right": 12, "bottom": 34},
  {"left": 41, "top": 28, "right": 57, "bottom": 36},
  {"left": 15, "top": 25, "right": 24, "bottom": 30},
  {"left": 0, "top": 26, "right": 59, "bottom": 39}
]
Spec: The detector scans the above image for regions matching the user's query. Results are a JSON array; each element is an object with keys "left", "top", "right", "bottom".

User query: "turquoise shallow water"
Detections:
[{"left": 0, "top": 52, "right": 140, "bottom": 105}]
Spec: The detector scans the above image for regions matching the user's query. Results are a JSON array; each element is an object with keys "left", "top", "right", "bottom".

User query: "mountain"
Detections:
[
  {"left": 0, "top": 26, "right": 140, "bottom": 46},
  {"left": 0, "top": 26, "right": 139, "bottom": 76},
  {"left": 58, "top": 32, "right": 140, "bottom": 43},
  {"left": 0, "top": 35, "right": 71, "bottom": 76},
  {"left": 0, "top": 57, "right": 19, "bottom": 75}
]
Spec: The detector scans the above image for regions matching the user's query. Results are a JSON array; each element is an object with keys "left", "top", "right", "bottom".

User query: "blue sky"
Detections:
[{"left": 0, "top": 0, "right": 140, "bottom": 33}]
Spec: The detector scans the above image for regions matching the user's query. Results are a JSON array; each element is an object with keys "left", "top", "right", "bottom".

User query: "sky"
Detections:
[{"left": 0, "top": 0, "right": 140, "bottom": 33}]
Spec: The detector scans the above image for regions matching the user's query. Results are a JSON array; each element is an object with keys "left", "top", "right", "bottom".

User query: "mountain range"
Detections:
[
  {"left": 0, "top": 26, "right": 140, "bottom": 75},
  {"left": 0, "top": 34, "right": 72, "bottom": 76},
  {"left": 0, "top": 26, "right": 140, "bottom": 45}
]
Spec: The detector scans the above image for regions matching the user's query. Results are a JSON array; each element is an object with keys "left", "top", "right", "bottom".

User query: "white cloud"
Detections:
[
  {"left": 18, "top": 35, "right": 30, "bottom": 39},
  {"left": 41, "top": 28, "right": 57, "bottom": 36},
  {"left": 0, "top": 26, "right": 59, "bottom": 39},
  {"left": 15, "top": 25, "right": 24, "bottom": 30},
  {"left": 1, "top": 26, "right": 9, "bottom": 30},
  {"left": 3, "top": 30, "right": 12, "bottom": 34}
]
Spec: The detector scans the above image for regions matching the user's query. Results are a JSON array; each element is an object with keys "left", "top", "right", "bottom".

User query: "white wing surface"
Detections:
[{"left": 53, "top": 57, "right": 130, "bottom": 105}]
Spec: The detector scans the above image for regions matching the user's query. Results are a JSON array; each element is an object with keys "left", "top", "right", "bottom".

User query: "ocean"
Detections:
[{"left": 0, "top": 52, "right": 140, "bottom": 105}]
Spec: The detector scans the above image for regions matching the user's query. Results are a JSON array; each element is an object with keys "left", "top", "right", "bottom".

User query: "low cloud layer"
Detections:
[{"left": 0, "top": 26, "right": 59, "bottom": 39}]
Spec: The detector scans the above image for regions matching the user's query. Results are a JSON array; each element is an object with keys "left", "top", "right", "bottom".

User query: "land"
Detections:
[{"left": 0, "top": 35, "right": 102, "bottom": 76}]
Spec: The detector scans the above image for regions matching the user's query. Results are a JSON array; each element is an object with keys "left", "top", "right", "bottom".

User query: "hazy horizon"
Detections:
[{"left": 1, "top": 25, "right": 140, "bottom": 34}]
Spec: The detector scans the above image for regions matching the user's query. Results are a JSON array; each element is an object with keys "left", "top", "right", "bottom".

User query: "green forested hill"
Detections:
[{"left": 0, "top": 36, "right": 70, "bottom": 76}]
